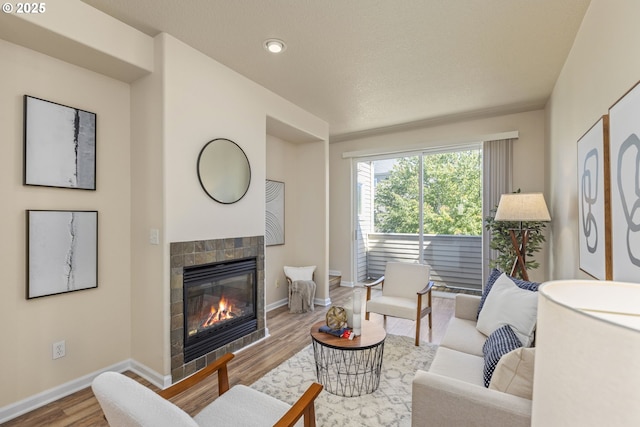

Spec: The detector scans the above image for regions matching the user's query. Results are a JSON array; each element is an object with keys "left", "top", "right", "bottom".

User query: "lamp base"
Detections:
[{"left": 508, "top": 228, "right": 530, "bottom": 281}]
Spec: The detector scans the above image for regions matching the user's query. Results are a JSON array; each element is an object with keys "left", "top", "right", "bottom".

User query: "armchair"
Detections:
[
  {"left": 364, "top": 262, "right": 433, "bottom": 346},
  {"left": 92, "top": 353, "right": 323, "bottom": 427}
]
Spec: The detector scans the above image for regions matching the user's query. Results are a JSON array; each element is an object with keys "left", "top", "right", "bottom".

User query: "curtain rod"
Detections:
[{"left": 341, "top": 130, "right": 519, "bottom": 159}]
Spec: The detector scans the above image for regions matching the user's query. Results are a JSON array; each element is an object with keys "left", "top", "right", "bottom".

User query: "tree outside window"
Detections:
[{"left": 374, "top": 150, "right": 482, "bottom": 235}]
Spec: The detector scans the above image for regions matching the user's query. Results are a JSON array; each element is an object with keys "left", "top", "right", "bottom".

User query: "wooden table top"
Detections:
[{"left": 310, "top": 319, "right": 386, "bottom": 350}]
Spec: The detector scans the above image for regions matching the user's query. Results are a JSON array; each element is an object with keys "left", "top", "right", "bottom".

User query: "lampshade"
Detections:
[
  {"left": 493, "top": 193, "right": 551, "bottom": 222},
  {"left": 532, "top": 280, "right": 640, "bottom": 426}
]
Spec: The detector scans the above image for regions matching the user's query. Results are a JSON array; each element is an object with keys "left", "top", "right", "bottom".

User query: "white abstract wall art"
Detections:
[
  {"left": 24, "top": 95, "right": 96, "bottom": 190},
  {"left": 609, "top": 81, "right": 640, "bottom": 281},
  {"left": 27, "top": 210, "right": 98, "bottom": 299},
  {"left": 265, "top": 180, "right": 285, "bottom": 246},
  {"left": 577, "top": 115, "right": 612, "bottom": 280}
]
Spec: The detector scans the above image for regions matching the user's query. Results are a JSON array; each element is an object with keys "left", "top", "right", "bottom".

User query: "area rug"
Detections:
[{"left": 250, "top": 334, "right": 438, "bottom": 427}]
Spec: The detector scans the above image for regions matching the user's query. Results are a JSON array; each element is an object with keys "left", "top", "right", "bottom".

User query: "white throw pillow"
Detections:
[
  {"left": 489, "top": 347, "right": 535, "bottom": 400},
  {"left": 476, "top": 273, "right": 538, "bottom": 346},
  {"left": 284, "top": 265, "right": 316, "bottom": 282}
]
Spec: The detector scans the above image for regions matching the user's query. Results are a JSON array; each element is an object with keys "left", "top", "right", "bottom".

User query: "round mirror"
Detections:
[{"left": 197, "top": 138, "right": 251, "bottom": 204}]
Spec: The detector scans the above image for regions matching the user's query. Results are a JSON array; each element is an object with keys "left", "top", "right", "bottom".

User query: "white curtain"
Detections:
[{"left": 482, "top": 139, "right": 514, "bottom": 286}]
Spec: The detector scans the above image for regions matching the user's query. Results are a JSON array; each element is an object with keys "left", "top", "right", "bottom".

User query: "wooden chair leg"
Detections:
[{"left": 428, "top": 291, "right": 433, "bottom": 329}]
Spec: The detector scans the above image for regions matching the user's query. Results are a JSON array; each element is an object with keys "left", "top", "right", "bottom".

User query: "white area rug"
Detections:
[{"left": 250, "top": 334, "right": 438, "bottom": 427}]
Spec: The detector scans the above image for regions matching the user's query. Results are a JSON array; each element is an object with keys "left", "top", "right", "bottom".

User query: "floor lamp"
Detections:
[
  {"left": 532, "top": 280, "right": 640, "bottom": 425},
  {"left": 493, "top": 193, "right": 551, "bottom": 280}
]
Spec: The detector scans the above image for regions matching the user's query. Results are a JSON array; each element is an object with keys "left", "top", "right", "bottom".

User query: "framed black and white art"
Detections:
[
  {"left": 608, "top": 81, "right": 640, "bottom": 281},
  {"left": 24, "top": 95, "right": 96, "bottom": 190},
  {"left": 576, "top": 115, "right": 612, "bottom": 280},
  {"left": 265, "top": 180, "right": 285, "bottom": 246},
  {"left": 27, "top": 210, "right": 98, "bottom": 299}
]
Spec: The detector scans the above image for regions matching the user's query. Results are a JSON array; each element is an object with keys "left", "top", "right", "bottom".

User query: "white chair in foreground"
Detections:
[
  {"left": 364, "top": 262, "right": 433, "bottom": 346},
  {"left": 92, "top": 353, "right": 322, "bottom": 427}
]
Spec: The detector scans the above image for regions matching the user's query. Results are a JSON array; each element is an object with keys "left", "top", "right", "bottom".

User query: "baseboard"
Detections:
[
  {"left": 0, "top": 358, "right": 166, "bottom": 424},
  {"left": 328, "top": 270, "right": 341, "bottom": 276},
  {"left": 340, "top": 281, "right": 355, "bottom": 287},
  {"left": 314, "top": 296, "right": 331, "bottom": 307},
  {"left": 268, "top": 296, "right": 332, "bottom": 312},
  {"left": 266, "top": 298, "right": 289, "bottom": 312},
  {"left": 129, "top": 359, "right": 172, "bottom": 389}
]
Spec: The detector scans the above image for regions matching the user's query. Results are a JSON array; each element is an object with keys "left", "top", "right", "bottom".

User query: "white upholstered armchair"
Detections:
[
  {"left": 364, "top": 262, "right": 434, "bottom": 346},
  {"left": 92, "top": 353, "right": 322, "bottom": 427}
]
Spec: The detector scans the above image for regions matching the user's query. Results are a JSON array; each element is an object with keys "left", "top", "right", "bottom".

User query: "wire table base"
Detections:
[{"left": 311, "top": 335, "right": 385, "bottom": 397}]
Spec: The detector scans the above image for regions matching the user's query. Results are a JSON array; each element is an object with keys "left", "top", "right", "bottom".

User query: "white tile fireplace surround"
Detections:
[{"left": 169, "top": 236, "right": 265, "bottom": 382}]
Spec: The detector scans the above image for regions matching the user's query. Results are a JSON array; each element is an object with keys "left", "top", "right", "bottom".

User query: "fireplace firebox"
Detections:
[{"left": 183, "top": 257, "right": 257, "bottom": 362}]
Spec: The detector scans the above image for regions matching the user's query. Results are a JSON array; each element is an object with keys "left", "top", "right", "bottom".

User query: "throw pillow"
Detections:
[
  {"left": 476, "top": 273, "right": 538, "bottom": 346},
  {"left": 283, "top": 265, "right": 316, "bottom": 282},
  {"left": 489, "top": 347, "right": 535, "bottom": 399},
  {"left": 477, "top": 269, "right": 539, "bottom": 319},
  {"left": 482, "top": 325, "right": 523, "bottom": 387}
]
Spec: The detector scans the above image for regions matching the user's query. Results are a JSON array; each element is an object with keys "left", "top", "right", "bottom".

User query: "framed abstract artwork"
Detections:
[
  {"left": 24, "top": 95, "right": 97, "bottom": 190},
  {"left": 608, "top": 81, "right": 640, "bottom": 281},
  {"left": 265, "top": 180, "right": 285, "bottom": 246},
  {"left": 576, "top": 116, "right": 611, "bottom": 280},
  {"left": 27, "top": 210, "right": 98, "bottom": 299}
]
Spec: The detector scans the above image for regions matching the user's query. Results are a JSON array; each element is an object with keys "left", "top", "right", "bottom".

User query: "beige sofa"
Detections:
[{"left": 411, "top": 293, "right": 532, "bottom": 426}]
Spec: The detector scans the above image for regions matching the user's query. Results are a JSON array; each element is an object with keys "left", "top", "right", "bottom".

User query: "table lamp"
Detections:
[
  {"left": 532, "top": 280, "right": 640, "bottom": 425},
  {"left": 494, "top": 192, "right": 551, "bottom": 280}
]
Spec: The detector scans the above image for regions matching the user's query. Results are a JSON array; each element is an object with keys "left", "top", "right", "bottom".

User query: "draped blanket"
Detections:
[{"left": 289, "top": 280, "right": 316, "bottom": 313}]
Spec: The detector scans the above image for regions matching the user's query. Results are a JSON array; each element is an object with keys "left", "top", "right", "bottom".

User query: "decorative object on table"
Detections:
[
  {"left": 577, "top": 115, "right": 612, "bottom": 280},
  {"left": 24, "top": 95, "right": 96, "bottom": 190},
  {"left": 325, "top": 306, "right": 347, "bottom": 330},
  {"left": 490, "top": 192, "right": 551, "bottom": 281},
  {"left": 318, "top": 325, "right": 355, "bottom": 339},
  {"left": 27, "top": 210, "right": 98, "bottom": 299},
  {"left": 365, "top": 262, "right": 433, "bottom": 346},
  {"left": 352, "top": 288, "right": 362, "bottom": 336},
  {"left": 344, "top": 296, "right": 354, "bottom": 327},
  {"left": 252, "top": 333, "right": 436, "bottom": 426},
  {"left": 265, "top": 179, "right": 285, "bottom": 246},
  {"left": 284, "top": 265, "right": 316, "bottom": 313},
  {"left": 608, "top": 81, "right": 640, "bottom": 281},
  {"left": 197, "top": 138, "right": 250, "bottom": 204},
  {"left": 532, "top": 280, "right": 640, "bottom": 426}
]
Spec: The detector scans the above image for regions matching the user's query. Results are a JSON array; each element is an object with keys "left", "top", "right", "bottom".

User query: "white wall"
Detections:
[
  {"left": 547, "top": 0, "right": 640, "bottom": 280},
  {"left": 329, "top": 110, "right": 547, "bottom": 285},
  {"left": 0, "top": 39, "right": 132, "bottom": 407},
  {"left": 266, "top": 134, "right": 330, "bottom": 309},
  {"left": 0, "top": 4, "right": 328, "bottom": 419}
]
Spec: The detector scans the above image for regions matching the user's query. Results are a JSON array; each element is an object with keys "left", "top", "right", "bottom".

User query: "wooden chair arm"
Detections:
[
  {"left": 274, "top": 382, "right": 323, "bottom": 427},
  {"left": 157, "top": 353, "right": 234, "bottom": 399},
  {"left": 364, "top": 276, "right": 384, "bottom": 301},
  {"left": 417, "top": 280, "right": 435, "bottom": 295}
]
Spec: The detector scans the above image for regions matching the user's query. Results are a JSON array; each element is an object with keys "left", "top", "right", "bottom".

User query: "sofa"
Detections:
[{"left": 412, "top": 271, "right": 538, "bottom": 426}]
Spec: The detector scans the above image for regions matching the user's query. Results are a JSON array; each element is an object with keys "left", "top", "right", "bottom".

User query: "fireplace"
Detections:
[
  {"left": 170, "top": 236, "right": 265, "bottom": 382},
  {"left": 183, "top": 257, "right": 257, "bottom": 362}
]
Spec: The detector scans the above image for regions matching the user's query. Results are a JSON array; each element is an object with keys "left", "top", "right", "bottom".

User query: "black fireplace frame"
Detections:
[{"left": 182, "top": 257, "right": 258, "bottom": 363}]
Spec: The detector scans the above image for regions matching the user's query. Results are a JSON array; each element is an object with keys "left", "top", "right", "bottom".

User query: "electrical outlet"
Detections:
[
  {"left": 52, "top": 340, "right": 66, "bottom": 359},
  {"left": 276, "top": 279, "right": 280, "bottom": 288}
]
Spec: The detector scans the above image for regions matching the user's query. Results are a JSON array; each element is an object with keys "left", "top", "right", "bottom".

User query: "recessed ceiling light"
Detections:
[{"left": 264, "top": 39, "right": 286, "bottom": 54}]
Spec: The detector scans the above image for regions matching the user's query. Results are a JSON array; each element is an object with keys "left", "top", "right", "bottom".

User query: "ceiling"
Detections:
[{"left": 82, "top": 0, "right": 591, "bottom": 140}]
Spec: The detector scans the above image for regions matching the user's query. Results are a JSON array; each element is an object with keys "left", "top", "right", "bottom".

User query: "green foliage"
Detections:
[
  {"left": 374, "top": 151, "right": 482, "bottom": 235},
  {"left": 484, "top": 192, "right": 547, "bottom": 278}
]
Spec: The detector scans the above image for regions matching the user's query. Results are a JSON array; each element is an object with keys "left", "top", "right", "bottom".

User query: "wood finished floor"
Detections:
[{"left": 3, "top": 286, "right": 454, "bottom": 426}]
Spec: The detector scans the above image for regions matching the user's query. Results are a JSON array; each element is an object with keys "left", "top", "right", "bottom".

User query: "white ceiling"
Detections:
[{"left": 82, "top": 0, "right": 591, "bottom": 140}]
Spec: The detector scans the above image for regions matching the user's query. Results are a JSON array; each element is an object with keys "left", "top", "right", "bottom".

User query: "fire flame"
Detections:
[{"left": 202, "top": 296, "right": 234, "bottom": 328}]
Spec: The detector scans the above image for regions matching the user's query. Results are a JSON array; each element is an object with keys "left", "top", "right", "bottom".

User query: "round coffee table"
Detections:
[{"left": 310, "top": 319, "right": 386, "bottom": 397}]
